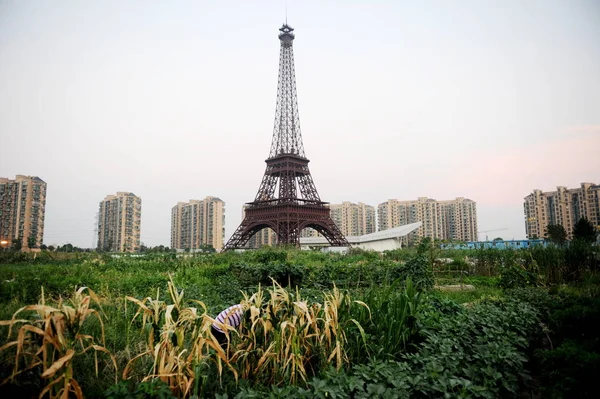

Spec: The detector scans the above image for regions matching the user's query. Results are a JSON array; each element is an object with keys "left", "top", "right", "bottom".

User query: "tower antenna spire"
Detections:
[{"left": 285, "top": 0, "right": 288, "bottom": 24}]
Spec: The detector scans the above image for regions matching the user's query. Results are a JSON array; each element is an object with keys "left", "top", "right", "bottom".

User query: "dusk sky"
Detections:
[{"left": 1, "top": 0, "right": 599, "bottom": 247}]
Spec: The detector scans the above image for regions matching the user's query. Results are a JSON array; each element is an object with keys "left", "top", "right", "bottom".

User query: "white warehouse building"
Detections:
[{"left": 299, "top": 221, "right": 422, "bottom": 252}]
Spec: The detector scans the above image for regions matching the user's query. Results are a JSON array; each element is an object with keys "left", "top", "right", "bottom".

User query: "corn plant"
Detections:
[
  {"left": 123, "top": 276, "right": 233, "bottom": 398},
  {"left": 230, "top": 280, "right": 368, "bottom": 386},
  {"left": 0, "top": 287, "right": 117, "bottom": 399}
]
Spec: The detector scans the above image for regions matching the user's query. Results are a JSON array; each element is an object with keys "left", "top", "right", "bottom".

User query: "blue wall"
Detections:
[{"left": 441, "top": 239, "right": 547, "bottom": 250}]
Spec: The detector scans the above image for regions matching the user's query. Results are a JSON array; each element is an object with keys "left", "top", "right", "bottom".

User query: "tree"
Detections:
[
  {"left": 493, "top": 237, "right": 504, "bottom": 242},
  {"left": 199, "top": 244, "right": 216, "bottom": 253},
  {"left": 546, "top": 224, "right": 567, "bottom": 246},
  {"left": 27, "top": 235, "right": 37, "bottom": 249},
  {"left": 59, "top": 243, "right": 74, "bottom": 252},
  {"left": 11, "top": 238, "right": 22, "bottom": 251},
  {"left": 416, "top": 236, "right": 441, "bottom": 269},
  {"left": 573, "top": 217, "right": 597, "bottom": 244}
]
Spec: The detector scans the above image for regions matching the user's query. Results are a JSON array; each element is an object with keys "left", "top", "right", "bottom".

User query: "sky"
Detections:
[{"left": 1, "top": 0, "right": 599, "bottom": 247}]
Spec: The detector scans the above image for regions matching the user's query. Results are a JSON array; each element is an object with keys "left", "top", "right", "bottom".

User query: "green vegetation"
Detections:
[{"left": 0, "top": 242, "right": 598, "bottom": 398}]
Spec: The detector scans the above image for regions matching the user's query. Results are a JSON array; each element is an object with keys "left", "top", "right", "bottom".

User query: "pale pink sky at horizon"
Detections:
[
  {"left": 443, "top": 126, "right": 600, "bottom": 206},
  {"left": 1, "top": 0, "right": 599, "bottom": 246}
]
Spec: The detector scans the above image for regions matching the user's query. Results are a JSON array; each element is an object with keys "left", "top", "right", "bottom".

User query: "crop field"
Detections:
[{"left": 0, "top": 244, "right": 598, "bottom": 398}]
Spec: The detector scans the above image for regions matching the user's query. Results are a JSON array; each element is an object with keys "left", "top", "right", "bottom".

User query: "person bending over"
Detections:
[{"left": 211, "top": 304, "right": 243, "bottom": 349}]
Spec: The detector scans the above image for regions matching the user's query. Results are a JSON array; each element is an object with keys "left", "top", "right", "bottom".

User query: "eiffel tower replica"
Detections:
[{"left": 224, "top": 24, "right": 349, "bottom": 250}]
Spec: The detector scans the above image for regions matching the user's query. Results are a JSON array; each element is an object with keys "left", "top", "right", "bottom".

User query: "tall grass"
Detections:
[{"left": 342, "top": 279, "right": 423, "bottom": 360}]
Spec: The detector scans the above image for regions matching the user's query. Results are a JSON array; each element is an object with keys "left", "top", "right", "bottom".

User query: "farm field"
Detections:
[{"left": 0, "top": 244, "right": 598, "bottom": 398}]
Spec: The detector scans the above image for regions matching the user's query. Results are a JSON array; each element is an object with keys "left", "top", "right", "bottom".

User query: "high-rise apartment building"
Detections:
[
  {"left": 440, "top": 197, "right": 479, "bottom": 242},
  {"left": 247, "top": 226, "right": 278, "bottom": 248},
  {"left": 524, "top": 183, "right": 600, "bottom": 240},
  {"left": 97, "top": 192, "right": 141, "bottom": 252},
  {"left": 378, "top": 197, "right": 477, "bottom": 243},
  {"left": 330, "top": 202, "right": 376, "bottom": 237},
  {"left": 171, "top": 196, "right": 225, "bottom": 251},
  {"left": 300, "top": 227, "right": 320, "bottom": 238},
  {"left": 0, "top": 175, "right": 47, "bottom": 249}
]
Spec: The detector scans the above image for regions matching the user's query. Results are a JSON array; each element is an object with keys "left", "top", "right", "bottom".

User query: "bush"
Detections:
[
  {"left": 511, "top": 286, "right": 600, "bottom": 399},
  {"left": 228, "top": 262, "right": 306, "bottom": 287},
  {"left": 249, "top": 247, "right": 288, "bottom": 264},
  {"left": 537, "top": 340, "right": 600, "bottom": 398},
  {"left": 403, "top": 254, "right": 434, "bottom": 290},
  {"left": 499, "top": 265, "right": 539, "bottom": 289},
  {"left": 505, "top": 287, "right": 553, "bottom": 319}
]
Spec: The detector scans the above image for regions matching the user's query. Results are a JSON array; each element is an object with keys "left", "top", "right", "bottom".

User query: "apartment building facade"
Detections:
[
  {"left": 378, "top": 197, "right": 478, "bottom": 243},
  {"left": 330, "top": 202, "right": 376, "bottom": 237},
  {"left": 0, "top": 175, "right": 47, "bottom": 249},
  {"left": 171, "top": 196, "right": 225, "bottom": 251},
  {"left": 97, "top": 192, "right": 142, "bottom": 252},
  {"left": 246, "top": 225, "right": 277, "bottom": 248},
  {"left": 524, "top": 183, "right": 600, "bottom": 240},
  {"left": 440, "top": 197, "right": 479, "bottom": 242}
]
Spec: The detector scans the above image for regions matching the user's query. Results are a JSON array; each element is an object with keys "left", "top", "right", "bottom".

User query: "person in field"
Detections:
[{"left": 211, "top": 304, "right": 243, "bottom": 349}]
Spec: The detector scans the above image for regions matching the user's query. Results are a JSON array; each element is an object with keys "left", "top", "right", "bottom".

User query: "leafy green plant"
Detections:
[
  {"left": 105, "top": 378, "right": 176, "bottom": 399},
  {"left": 403, "top": 254, "right": 434, "bottom": 290},
  {"left": 499, "top": 265, "right": 539, "bottom": 289},
  {"left": 537, "top": 340, "right": 599, "bottom": 398}
]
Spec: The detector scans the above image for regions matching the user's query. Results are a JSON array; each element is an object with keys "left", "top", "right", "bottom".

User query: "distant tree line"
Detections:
[
  {"left": 546, "top": 217, "right": 598, "bottom": 246},
  {"left": 139, "top": 244, "right": 173, "bottom": 253}
]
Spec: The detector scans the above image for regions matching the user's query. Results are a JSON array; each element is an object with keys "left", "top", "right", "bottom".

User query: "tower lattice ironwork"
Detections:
[{"left": 224, "top": 24, "right": 349, "bottom": 250}]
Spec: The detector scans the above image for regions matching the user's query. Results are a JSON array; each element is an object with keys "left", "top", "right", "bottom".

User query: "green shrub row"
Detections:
[{"left": 507, "top": 285, "right": 600, "bottom": 398}]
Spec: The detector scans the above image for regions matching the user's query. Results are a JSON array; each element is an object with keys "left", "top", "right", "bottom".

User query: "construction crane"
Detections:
[{"left": 478, "top": 228, "right": 508, "bottom": 241}]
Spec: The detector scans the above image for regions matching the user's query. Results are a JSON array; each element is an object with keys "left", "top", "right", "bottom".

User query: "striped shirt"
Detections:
[{"left": 212, "top": 304, "right": 243, "bottom": 333}]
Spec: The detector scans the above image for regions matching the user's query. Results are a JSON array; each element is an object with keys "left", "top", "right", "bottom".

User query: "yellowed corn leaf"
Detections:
[
  {"left": 126, "top": 296, "right": 150, "bottom": 313},
  {"left": 0, "top": 340, "right": 18, "bottom": 352},
  {"left": 16, "top": 324, "right": 45, "bottom": 354},
  {"left": 0, "top": 319, "right": 29, "bottom": 326},
  {"left": 41, "top": 349, "right": 74, "bottom": 378},
  {"left": 70, "top": 378, "right": 84, "bottom": 399},
  {"left": 255, "top": 342, "right": 275, "bottom": 371},
  {"left": 123, "top": 350, "right": 152, "bottom": 379},
  {"left": 22, "top": 304, "right": 60, "bottom": 313}
]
